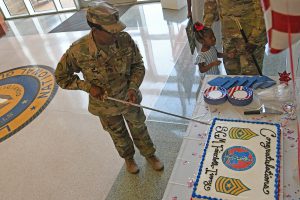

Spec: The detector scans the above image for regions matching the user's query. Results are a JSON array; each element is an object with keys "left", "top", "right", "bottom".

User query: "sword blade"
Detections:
[{"left": 107, "top": 97, "right": 210, "bottom": 125}]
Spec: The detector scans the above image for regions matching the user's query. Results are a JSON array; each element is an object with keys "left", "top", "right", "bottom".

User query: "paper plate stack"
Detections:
[
  {"left": 203, "top": 86, "right": 227, "bottom": 105},
  {"left": 227, "top": 86, "right": 253, "bottom": 106}
]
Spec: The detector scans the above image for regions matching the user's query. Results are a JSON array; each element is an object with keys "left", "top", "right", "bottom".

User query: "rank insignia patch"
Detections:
[{"left": 0, "top": 65, "right": 58, "bottom": 142}]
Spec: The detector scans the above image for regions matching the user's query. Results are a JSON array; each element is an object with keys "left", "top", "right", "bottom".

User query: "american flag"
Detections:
[{"left": 261, "top": 0, "right": 300, "bottom": 53}]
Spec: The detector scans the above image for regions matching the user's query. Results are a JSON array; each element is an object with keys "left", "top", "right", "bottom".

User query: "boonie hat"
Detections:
[{"left": 86, "top": 2, "right": 126, "bottom": 33}]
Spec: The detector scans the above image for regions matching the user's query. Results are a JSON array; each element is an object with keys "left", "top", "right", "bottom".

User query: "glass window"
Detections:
[
  {"left": 59, "top": 0, "right": 76, "bottom": 9},
  {"left": 30, "top": 0, "right": 56, "bottom": 13},
  {"left": 3, "top": 0, "right": 29, "bottom": 16}
]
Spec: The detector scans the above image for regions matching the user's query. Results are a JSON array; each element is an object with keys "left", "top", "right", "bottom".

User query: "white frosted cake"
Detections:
[{"left": 192, "top": 118, "right": 281, "bottom": 200}]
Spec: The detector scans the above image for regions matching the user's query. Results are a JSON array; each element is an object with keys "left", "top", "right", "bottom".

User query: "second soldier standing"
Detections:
[
  {"left": 186, "top": 0, "right": 265, "bottom": 75},
  {"left": 203, "top": 0, "right": 267, "bottom": 75},
  {"left": 55, "top": 2, "right": 163, "bottom": 174}
]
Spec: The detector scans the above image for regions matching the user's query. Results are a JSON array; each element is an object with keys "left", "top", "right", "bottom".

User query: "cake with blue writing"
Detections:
[{"left": 192, "top": 118, "right": 281, "bottom": 200}]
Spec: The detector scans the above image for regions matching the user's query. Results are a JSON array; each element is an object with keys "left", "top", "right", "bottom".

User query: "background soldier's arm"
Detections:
[
  {"left": 55, "top": 49, "right": 91, "bottom": 93},
  {"left": 128, "top": 37, "right": 145, "bottom": 91},
  {"left": 203, "top": 0, "right": 219, "bottom": 28},
  {"left": 248, "top": 2, "right": 267, "bottom": 46},
  {"left": 187, "top": 0, "right": 192, "bottom": 18}
]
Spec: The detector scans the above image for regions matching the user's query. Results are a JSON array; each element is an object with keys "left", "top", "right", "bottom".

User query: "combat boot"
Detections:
[
  {"left": 146, "top": 155, "right": 164, "bottom": 171},
  {"left": 125, "top": 158, "right": 139, "bottom": 174}
]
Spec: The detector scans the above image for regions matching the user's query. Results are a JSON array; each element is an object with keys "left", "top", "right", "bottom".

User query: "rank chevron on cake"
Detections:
[
  {"left": 229, "top": 127, "right": 258, "bottom": 140},
  {"left": 215, "top": 176, "right": 250, "bottom": 196}
]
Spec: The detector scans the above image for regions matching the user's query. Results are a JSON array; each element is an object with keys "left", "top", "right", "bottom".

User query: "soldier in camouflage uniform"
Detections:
[
  {"left": 202, "top": 0, "right": 267, "bottom": 75},
  {"left": 203, "top": 0, "right": 267, "bottom": 75},
  {"left": 187, "top": 0, "right": 219, "bottom": 23},
  {"left": 55, "top": 2, "right": 163, "bottom": 174}
]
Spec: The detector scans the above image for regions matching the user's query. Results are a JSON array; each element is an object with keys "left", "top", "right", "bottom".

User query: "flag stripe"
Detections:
[
  {"left": 261, "top": 0, "right": 300, "bottom": 53},
  {"left": 271, "top": 11, "right": 300, "bottom": 33}
]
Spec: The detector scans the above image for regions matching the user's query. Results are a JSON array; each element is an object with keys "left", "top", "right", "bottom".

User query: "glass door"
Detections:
[{"left": 0, "top": 0, "right": 77, "bottom": 19}]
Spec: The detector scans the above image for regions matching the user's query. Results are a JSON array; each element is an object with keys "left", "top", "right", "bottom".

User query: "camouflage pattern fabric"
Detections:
[
  {"left": 99, "top": 106, "right": 156, "bottom": 159},
  {"left": 86, "top": 2, "right": 126, "bottom": 33},
  {"left": 55, "top": 32, "right": 145, "bottom": 116},
  {"left": 55, "top": 31, "right": 156, "bottom": 158},
  {"left": 204, "top": 0, "right": 267, "bottom": 75},
  {"left": 203, "top": 0, "right": 219, "bottom": 27}
]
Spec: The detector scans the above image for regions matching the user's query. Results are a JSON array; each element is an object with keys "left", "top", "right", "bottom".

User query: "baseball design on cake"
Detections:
[{"left": 192, "top": 118, "right": 281, "bottom": 200}]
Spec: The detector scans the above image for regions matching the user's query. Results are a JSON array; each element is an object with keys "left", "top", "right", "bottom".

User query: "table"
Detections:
[{"left": 163, "top": 75, "right": 300, "bottom": 200}]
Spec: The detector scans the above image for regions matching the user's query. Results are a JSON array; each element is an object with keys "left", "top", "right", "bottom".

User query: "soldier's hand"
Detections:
[
  {"left": 245, "top": 43, "right": 257, "bottom": 54},
  {"left": 90, "top": 85, "right": 107, "bottom": 101},
  {"left": 127, "top": 89, "right": 137, "bottom": 104},
  {"left": 187, "top": 11, "right": 192, "bottom": 19},
  {"left": 212, "top": 60, "right": 221, "bottom": 66},
  {"left": 226, "top": 52, "right": 235, "bottom": 59}
]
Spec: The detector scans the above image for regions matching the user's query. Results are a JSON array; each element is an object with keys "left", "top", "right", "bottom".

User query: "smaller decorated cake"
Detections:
[{"left": 192, "top": 118, "right": 281, "bottom": 200}]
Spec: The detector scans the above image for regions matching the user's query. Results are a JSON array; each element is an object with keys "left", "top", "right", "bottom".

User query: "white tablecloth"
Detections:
[{"left": 163, "top": 75, "right": 300, "bottom": 200}]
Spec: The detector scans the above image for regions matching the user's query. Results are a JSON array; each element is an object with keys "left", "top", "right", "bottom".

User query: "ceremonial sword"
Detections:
[{"left": 107, "top": 96, "right": 210, "bottom": 125}]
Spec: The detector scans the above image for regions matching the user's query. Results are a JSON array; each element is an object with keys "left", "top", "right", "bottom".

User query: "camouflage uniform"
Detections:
[
  {"left": 55, "top": 3, "right": 156, "bottom": 159},
  {"left": 203, "top": 0, "right": 219, "bottom": 24},
  {"left": 204, "top": 0, "right": 267, "bottom": 75}
]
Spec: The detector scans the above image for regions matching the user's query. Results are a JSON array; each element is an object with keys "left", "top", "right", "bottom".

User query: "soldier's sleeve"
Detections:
[
  {"left": 55, "top": 49, "right": 91, "bottom": 93},
  {"left": 203, "top": 0, "right": 219, "bottom": 28},
  {"left": 128, "top": 36, "right": 145, "bottom": 91},
  {"left": 248, "top": 1, "right": 267, "bottom": 46}
]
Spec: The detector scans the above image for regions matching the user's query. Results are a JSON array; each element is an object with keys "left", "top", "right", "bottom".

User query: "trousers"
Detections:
[{"left": 99, "top": 106, "right": 156, "bottom": 159}]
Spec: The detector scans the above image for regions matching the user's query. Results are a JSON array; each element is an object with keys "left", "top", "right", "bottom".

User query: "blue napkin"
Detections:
[
  {"left": 259, "top": 81, "right": 276, "bottom": 88},
  {"left": 222, "top": 77, "right": 239, "bottom": 89},
  {"left": 235, "top": 77, "right": 249, "bottom": 86},
  {"left": 244, "top": 76, "right": 258, "bottom": 88},
  {"left": 208, "top": 77, "right": 230, "bottom": 86},
  {"left": 209, "top": 76, "right": 276, "bottom": 89},
  {"left": 252, "top": 76, "right": 276, "bottom": 89}
]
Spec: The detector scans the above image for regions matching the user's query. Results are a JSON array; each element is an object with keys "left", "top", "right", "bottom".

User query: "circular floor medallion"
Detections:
[{"left": 0, "top": 65, "right": 58, "bottom": 142}]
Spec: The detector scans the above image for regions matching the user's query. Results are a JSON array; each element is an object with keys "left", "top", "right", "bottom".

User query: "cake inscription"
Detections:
[
  {"left": 203, "top": 169, "right": 218, "bottom": 191},
  {"left": 260, "top": 128, "right": 276, "bottom": 195},
  {"left": 203, "top": 125, "right": 227, "bottom": 191}
]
